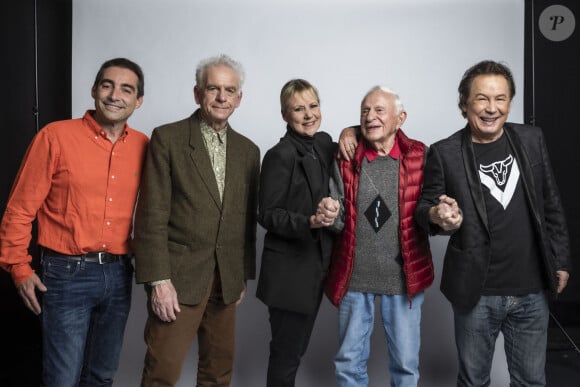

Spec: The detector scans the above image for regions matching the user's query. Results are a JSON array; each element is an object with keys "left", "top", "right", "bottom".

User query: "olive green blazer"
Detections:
[{"left": 133, "top": 110, "right": 260, "bottom": 305}]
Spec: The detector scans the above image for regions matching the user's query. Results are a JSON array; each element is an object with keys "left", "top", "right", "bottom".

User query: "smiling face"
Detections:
[
  {"left": 91, "top": 66, "right": 143, "bottom": 127},
  {"left": 360, "top": 90, "right": 406, "bottom": 154},
  {"left": 194, "top": 64, "right": 242, "bottom": 130},
  {"left": 462, "top": 74, "right": 511, "bottom": 143},
  {"left": 282, "top": 89, "right": 321, "bottom": 137}
]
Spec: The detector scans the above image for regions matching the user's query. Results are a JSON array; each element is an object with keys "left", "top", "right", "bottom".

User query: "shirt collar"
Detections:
[
  {"left": 200, "top": 120, "right": 228, "bottom": 143},
  {"left": 84, "top": 110, "right": 129, "bottom": 140},
  {"left": 364, "top": 135, "right": 400, "bottom": 162}
]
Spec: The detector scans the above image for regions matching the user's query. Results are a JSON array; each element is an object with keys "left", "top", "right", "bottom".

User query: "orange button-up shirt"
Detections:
[{"left": 0, "top": 110, "right": 149, "bottom": 286}]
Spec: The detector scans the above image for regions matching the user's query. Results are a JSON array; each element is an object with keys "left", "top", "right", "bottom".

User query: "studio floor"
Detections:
[{"left": 546, "top": 325, "right": 580, "bottom": 386}]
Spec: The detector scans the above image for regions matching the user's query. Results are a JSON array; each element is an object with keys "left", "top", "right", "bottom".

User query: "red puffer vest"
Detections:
[{"left": 324, "top": 129, "right": 434, "bottom": 307}]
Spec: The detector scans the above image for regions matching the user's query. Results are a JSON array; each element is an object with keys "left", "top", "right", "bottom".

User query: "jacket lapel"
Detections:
[
  {"left": 222, "top": 129, "right": 244, "bottom": 210},
  {"left": 504, "top": 126, "right": 541, "bottom": 226},
  {"left": 287, "top": 134, "right": 316, "bottom": 201},
  {"left": 188, "top": 113, "right": 222, "bottom": 208},
  {"left": 461, "top": 127, "right": 489, "bottom": 232},
  {"left": 313, "top": 140, "right": 329, "bottom": 174}
]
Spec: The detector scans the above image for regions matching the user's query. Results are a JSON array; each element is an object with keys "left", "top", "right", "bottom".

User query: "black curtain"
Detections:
[
  {"left": 0, "top": 1, "right": 71, "bottom": 385},
  {"left": 525, "top": 1, "right": 580, "bottom": 321}
]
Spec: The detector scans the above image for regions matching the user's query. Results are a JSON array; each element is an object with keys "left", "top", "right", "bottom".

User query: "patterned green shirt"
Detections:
[{"left": 200, "top": 120, "right": 227, "bottom": 201}]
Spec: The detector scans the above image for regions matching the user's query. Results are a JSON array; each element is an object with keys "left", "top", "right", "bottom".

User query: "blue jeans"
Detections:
[
  {"left": 453, "top": 292, "right": 549, "bottom": 387},
  {"left": 41, "top": 254, "right": 133, "bottom": 387},
  {"left": 335, "top": 291, "right": 424, "bottom": 387}
]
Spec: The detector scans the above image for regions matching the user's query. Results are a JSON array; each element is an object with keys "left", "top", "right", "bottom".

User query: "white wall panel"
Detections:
[{"left": 72, "top": 1, "right": 524, "bottom": 385}]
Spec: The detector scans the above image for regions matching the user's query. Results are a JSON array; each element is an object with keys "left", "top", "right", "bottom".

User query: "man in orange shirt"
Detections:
[{"left": 0, "top": 58, "right": 148, "bottom": 387}]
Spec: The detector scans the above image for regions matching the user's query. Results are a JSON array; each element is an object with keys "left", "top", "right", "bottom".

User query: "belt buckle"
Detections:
[{"left": 97, "top": 252, "right": 107, "bottom": 264}]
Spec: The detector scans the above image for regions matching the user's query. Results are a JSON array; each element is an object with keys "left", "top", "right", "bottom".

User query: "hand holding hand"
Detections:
[
  {"left": 310, "top": 197, "right": 340, "bottom": 228},
  {"left": 429, "top": 195, "right": 463, "bottom": 231}
]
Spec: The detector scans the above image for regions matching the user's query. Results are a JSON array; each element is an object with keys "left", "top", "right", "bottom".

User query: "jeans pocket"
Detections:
[
  {"left": 42, "top": 256, "right": 81, "bottom": 280},
  {"left": 120, "top": 257, "right": 135, "bottom": 276}
]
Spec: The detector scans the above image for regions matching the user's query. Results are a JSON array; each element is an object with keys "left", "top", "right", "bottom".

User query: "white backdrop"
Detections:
[{"left": 72, "top": 0, "right": 525, "bottom": 385}]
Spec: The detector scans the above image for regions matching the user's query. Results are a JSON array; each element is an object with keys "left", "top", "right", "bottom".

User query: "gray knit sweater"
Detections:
[{"left": 348, "top": 156, "right": 406, "bottom": 295}]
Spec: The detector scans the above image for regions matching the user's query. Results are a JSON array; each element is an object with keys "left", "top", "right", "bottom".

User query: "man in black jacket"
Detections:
[{"left": 415, "top": 60, "right": 571, "bottom": 386}]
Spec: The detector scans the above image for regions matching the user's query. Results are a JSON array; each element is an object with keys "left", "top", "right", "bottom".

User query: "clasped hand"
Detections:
[
  {"left": 310, "top": 197, "right": 340, "bottom": 228},
  {"left": 429, "top": 195, "right": 463, "bottom": 231}
]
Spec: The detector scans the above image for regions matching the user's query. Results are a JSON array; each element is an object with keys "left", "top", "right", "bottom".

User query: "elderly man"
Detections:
[
  {"left": 0, "top": 58, "right": 148, "bottom": 386},
  {"left": 325, "top": 86, "right": 434, "bottom": 387},
  {"left": 414, "top": 60, "right": 571, "bottom": 386},
  {"left": 133, "top": 54, "right": 260, "bottom": 386}
]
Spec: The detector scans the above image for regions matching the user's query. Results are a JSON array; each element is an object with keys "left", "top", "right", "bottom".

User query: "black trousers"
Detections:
[{"left": 266, "top": 295, "right": 323, "bottom": 387}]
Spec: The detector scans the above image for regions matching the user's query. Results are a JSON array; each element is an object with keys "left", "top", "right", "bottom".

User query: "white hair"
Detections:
[
  {"left": 195, "top": 54, "right": 245, "bottom": 90},
  {"left": 363, "top": 85, "right": 405, "bottom": 114}
]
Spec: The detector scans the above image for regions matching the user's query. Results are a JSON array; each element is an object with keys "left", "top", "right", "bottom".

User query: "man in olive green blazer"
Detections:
[{"left": 133, "top": 54, "right": 260, "bottom": 386}]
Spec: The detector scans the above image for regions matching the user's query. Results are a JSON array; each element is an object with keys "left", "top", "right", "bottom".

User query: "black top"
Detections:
[
  {"left": 473, "top": 133, "right": 545, "bottom": 295},
  {"left": 256, "top": 128, "right": 337, "bottom": 314}
]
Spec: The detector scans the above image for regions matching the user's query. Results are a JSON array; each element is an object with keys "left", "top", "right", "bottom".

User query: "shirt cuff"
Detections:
[
  {"left": 149, "top": 279, "right": 170, "bottom": 286},
  {"left": 11, "top": 264, "right": 35, "bottom": 288}
]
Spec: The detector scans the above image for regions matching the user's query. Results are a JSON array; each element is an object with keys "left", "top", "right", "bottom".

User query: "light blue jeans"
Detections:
[
  {"left": 453, "top": 292, "right": 549, "bottom": 387},
  {"left": 335, "top": 291, "right": 424, "bottom": 387},
  {"left": 41, "top": 254, "right": 133, "bottom": 387}
]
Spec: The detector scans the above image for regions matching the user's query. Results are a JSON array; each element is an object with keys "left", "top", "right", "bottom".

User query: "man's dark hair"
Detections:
[
  {"left": 92, "top": 58, "right": 145, "bottom": 98},
  {"left": 458, "top": 60, "right": 515, "bottom": 118}
]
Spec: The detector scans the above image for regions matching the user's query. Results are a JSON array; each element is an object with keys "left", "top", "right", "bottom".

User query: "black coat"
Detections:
[
  {"left": 415, "top": 123, "right": 570, "bottom": 309},
  {"left": 256, "top": 130, "right": 336, "bottom": 314}
]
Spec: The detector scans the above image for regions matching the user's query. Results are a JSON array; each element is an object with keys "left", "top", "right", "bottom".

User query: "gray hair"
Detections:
[
  {"left": 363, "top": 85, "right": 405, "bottom": 114},
  {"left": 195, "top": 54, "right": 245, "bottom": 90}
]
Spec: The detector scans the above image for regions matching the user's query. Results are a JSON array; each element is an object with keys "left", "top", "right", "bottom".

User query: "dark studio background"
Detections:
[
  {"left": 0, "top": 0, "right": 578, "bottom": 385},
  {"left": 0, "top": 1, "right": 71, "bottom": 386},
  {"left": 524, "top": 0, "right": 580, "bottom": 319},
  {"left": 524, "top": 2, "right": 580, "bottom": 382}
]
